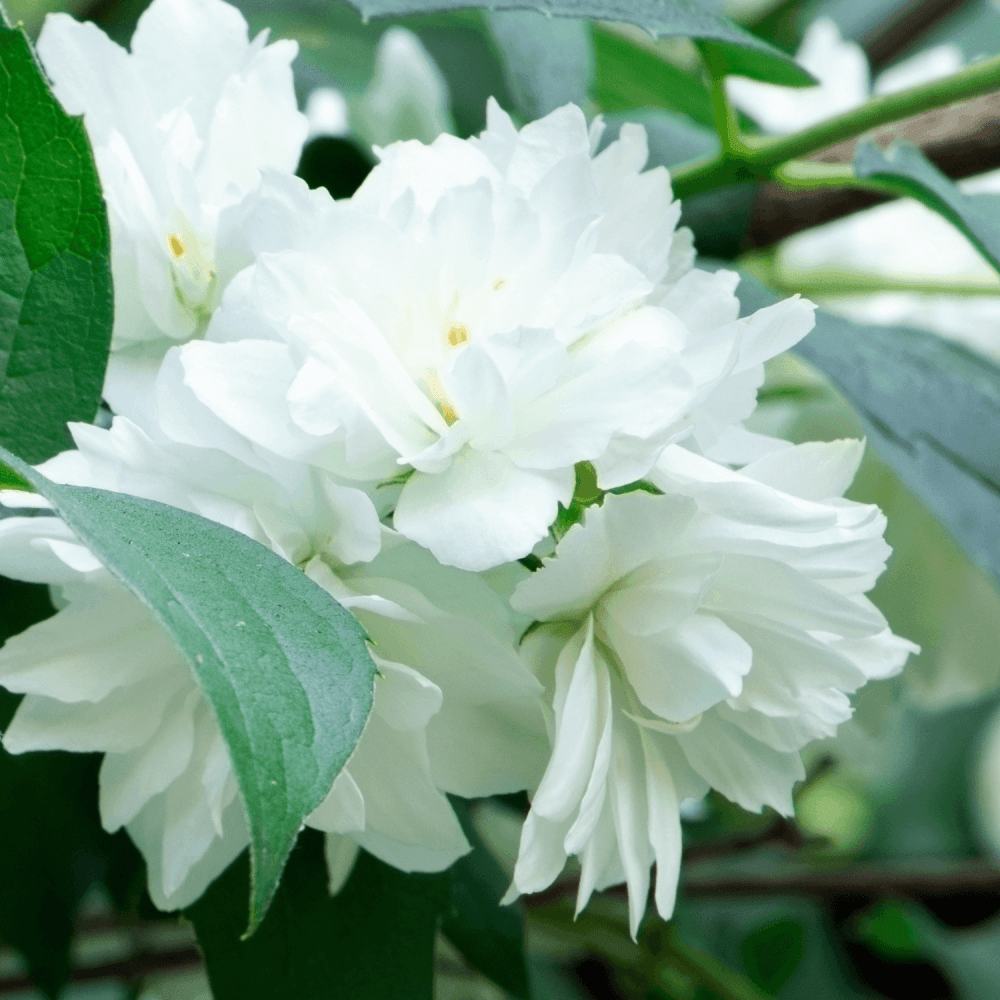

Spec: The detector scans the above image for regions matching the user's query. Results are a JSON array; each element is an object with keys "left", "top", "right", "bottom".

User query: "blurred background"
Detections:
[{"left": 6, "top": 0, "right": 1000, "bottom": 996}]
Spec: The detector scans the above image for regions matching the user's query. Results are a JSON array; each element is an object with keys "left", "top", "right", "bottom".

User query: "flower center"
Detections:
[
  {"left": 166, "top": 215, "right": 219, "bottom": 329},
  {"left": 446, "top": 323, "right": 469, "bottom": 348}
]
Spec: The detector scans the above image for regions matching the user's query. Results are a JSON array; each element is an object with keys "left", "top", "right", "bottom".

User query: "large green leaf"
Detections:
[
  {"left": 0, "top": 444, "right": 377, "bottom": 933},
  {"left": 187, "top": 832, "right": 450, "bottom": 998},
  {"left": 485, "top": 11, "right": 593, "bottom": 121},
  {"left": 443, "top": 797, "right": 531, "bottom": 998},
  {"left": 0, "top": 23, "right": 113, "bottom": 464},
  {"left": 854, "top": 140, "right": 1000, "bottom": 275},
  {"left": 727, "top": 268, "right": 1000, "bottom": 597},
  {"left": 344, "top": 0, "right": 816, "bottom": 86},
  {"left": 592, "top": 27, "right": 715, "bottom": 129}
]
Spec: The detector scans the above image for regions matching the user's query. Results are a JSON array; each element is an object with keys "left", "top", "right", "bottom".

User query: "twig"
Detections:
[
  {"left": 862, "top": 0, "right": 970, "bottom": 70},
  {"left": 681, "top": 861, "right": 1000, "bottom": 899},
  {"left": 748, "top": 91, "right": 1000, "bottom": 246},
  {"left": 0, "top": 947, "right": 203, "bottom": 994}
]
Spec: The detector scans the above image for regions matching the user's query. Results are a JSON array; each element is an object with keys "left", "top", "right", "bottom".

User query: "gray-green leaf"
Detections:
[
  {"left": 0, "top": 444, "right": 377, "bottom": 934},
  {"left": 0, "top": 22, "right": 113, "bottom": 464},
  {"left": 345, "top": 0, "right": 816, "bottom": 86},
  {"left": 854, "top": 140, "right": 1000, "bottom": 275},
  {"left": 485, "top": 11, "right": 593, "bottom": 120}
]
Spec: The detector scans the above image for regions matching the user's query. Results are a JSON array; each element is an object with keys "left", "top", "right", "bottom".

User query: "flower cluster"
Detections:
[{"left": 0, "top": 0, "right": 915, "bottom": 929}]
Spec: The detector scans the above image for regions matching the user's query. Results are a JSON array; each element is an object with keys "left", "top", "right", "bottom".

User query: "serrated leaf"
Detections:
[
  {"left": 0, "top": 444, "right": 377, "bottom": 934},
  {"left": 345, "top": 0, "right": 816, "bottom": 86},
  {"left": 854, "top": 140, "right": 1000, "bottom": 275},
  {"left": 726, "top": 267, "right": 1000, "bottom": 597},
  {"left": 187, "top": 833, "right": 449, "bottom": 998},
  {"left": 443, "top": 797, "right": 531, "bottom": 998},
  {"left": 485, "top": 11, "right": 593, "bottom": 121},
  {"left": 0, "top": 22, "right": 113, "bottom": 464}
]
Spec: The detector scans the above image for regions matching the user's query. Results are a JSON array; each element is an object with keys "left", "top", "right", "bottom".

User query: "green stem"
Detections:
[
  {"left": 773, "top": 159, "right": 885, "bottom": 192},
  {"left": 741, "top": 249, "right": 1000, "bottom": 298},
  {"left": 671, "top": 52, "right": 1000, "bottom": 199},
  {"left": 700, "top": 44, "right": 748, "bottom": 159},
  {"left": 773, "top": 271, "right": 1000, "bottom": 298}
]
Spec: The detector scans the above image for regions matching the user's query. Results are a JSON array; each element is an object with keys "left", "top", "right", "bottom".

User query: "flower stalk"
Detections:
[{"left": 673, "top": 51, "right": 1000, "bottom": 199}]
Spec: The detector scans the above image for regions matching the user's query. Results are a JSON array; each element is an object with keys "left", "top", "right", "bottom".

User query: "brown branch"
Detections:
[
  {"left": 681, "top": 861, "right": 1000, "bottom": 900},
  {"left": 747, "top": 91, "right": 1000, "bottom": 247},
  {"left": 523, "top": 859, "right": 1000, "bottom": 913},
  {"left": 862, "top": 0, "right": 970, "bottom": 71},
  {"left": 0, "top": 947, "right": 203, "bottom": 994}
]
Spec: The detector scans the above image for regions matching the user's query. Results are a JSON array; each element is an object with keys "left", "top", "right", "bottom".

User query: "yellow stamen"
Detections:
[
  {"left": 447, "top": 323, "right": 469, "bottom": 347},
  {"left": 168, "top": 234, "right": 185, "bottom": 258}
]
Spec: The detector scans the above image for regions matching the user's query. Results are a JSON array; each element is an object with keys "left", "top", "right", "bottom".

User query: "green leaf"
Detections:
[
  {"left": 485, "top": 11, "right": 593, "bottom": 121},
  {"left": 0, "top": 444, "right": 377, "bottom": 934},
  {"left": 0, "top": 22, "right": 113, "bottom": 464},
  {"left": 592, "top": 26, "right": 715, "bottom": 129},
  {"left": 855, "top": 902, "right": 921, "bottom": 961},
  {"left": 443, "top": 797, "right": 530, "bottom": 999},
  {"left": 344, "top": 0, "right": 817, "bottom": 86},
  {"left": 726, "top": 268, "right": 1000, "bottom": 599},
  {"left": 740, "top": 918, "right": 805, "bottom": 994},
  {"left": 187, "top": 832, "right": 450, "bottom": 998},
  {"left": 854, "top": 140, "right": 1000, "bottom": 274}
]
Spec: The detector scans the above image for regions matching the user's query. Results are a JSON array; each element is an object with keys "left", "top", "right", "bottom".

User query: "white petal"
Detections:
[
  {"left": 306, "top": 768, "right": 366, "bottom": 834},
  {"left": 740, "top": 439, "right": 865, "bottom": 502},
  {"left": 394, "top": 450, "right": 573, "bottom": 571},
  {"left": 99, "top": 687, "right": 198, "bottom": 830},
  {"left": 348, "top": 712, "right": 469, "bottom": 872},
  {"left": 324, "top": 833, "right": 360, "bottom": 895},
  {"left": 531, "top": 617, "right": 602, "bottom": 823}
]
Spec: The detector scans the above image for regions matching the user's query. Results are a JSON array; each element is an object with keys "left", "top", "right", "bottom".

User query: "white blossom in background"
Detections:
[
  {"left": 727, "top": 17, "right": 961, "bottom": 133},
  {"left": 774, "top": 171, "right": 1000, "bottom": 361},
  {"left": 727, "top": 19, "right": 870, "bottom": 134},
  {"left": 505, "top": 442, "right": 917, "bottom": 935},
  {"left": 161, "top": 101, "right": 814, "bottom": 571},
  {"left": 305, "top": 87, "right": 350, "bottom": 139},
  {"left": 37, "top": 0, "right": 308, "bottom": 418},
  {"left": 0, "top": 419, "right": 546, "bottom": 909},
  {"left": 305, "top": 29, "right": 453, "bottom": 146},
  {"left": 352, "top": 28, "right": 455, "bottom": 148},
  {"left": 728, "top": 17, "right": 1000, "bottom": 359}
]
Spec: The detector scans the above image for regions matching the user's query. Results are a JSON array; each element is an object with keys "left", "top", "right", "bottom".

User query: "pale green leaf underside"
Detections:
[
  {"left": 346, "top": 0, "right": 816, "bottom": 86},
  {"left": 0, "top": 444, "right": 377, "bottom": 934}
]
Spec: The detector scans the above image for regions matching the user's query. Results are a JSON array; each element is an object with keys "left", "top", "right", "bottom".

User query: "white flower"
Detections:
[
  {"left": 352, "top": 28, "right": 454, "bottom": 148},
  {"left": 773, "top": 170, "right": 1000, "bottom": 361},
  {"left": 727, "top": 19, "right": 869, "bottom": 134},
  {"left": 305, "top": 28, "right": 453, "bottom": 146},
  {"left": 305, "top": 87, "right": 351, "bottom": 139},
  {"left": 504, "top": 440, "right": 917, "bottom": 936},
  {"left": 37, "top": 0, "right": 308, "bottom": 416},
  {"left": 727, "top": 18, "right": 961, "bottom": 134},
  {"left": 160, "top": 101, "right": 813, "bottom": 571},
  {"left": 0, "top": 417, "right": 545, "bottom": 908}
]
